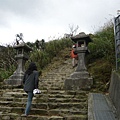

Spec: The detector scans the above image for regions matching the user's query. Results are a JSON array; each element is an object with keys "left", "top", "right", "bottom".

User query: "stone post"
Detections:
[
  {"left": 4, "top": 43, "right": 32, "bottom": 87},
  {"left": 64, "top": 32, "right": 93, "bottom": 90}
]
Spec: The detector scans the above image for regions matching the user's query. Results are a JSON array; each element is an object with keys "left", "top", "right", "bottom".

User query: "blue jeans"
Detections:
[{"left": 25, "top": 92, "right": 34, "bottom": 115}]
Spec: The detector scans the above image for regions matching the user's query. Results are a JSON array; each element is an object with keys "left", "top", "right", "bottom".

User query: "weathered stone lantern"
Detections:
[
  {"left": 64, "top": 32, "right": 93, "bottom": 90},
  {"left": 4, "top": 43, "right": 32, "bottom": 86}
]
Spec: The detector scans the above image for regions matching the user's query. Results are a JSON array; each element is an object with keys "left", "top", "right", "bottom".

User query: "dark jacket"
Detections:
[{"left": 23, "top": 70, "right": 39, "bottom": 92}]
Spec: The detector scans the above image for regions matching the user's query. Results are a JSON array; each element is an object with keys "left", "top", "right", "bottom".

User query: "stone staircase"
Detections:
[{"left": 0, "top": 58, "right": 88, "bottom": 120}]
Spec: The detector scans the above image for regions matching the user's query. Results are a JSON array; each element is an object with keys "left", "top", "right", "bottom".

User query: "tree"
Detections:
[{"left": 69, "top": 24, "right": 79, "bottom": 35}]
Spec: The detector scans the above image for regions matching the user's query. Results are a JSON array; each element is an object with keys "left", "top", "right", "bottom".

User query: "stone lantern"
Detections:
[
  {"left": 64, "top": 32, "right": 93, "bottom": 90},
  {"left": 4, "top": 43, "right": 32, "bottom": 87}
]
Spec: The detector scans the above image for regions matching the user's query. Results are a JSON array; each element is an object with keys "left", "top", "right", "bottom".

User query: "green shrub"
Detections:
[
  {"left": 28, "top": 38, "right": 73, "bottom": 70},
  {"left": 87, "top": 20, "right": 115, "bottom": 92},
  {"left": 87, "top": 21, "right": 115, "bottom": 65}
]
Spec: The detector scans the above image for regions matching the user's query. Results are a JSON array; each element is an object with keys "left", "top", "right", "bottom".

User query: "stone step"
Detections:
[
  {"left": 43, "top": 72, "right": 70, "bottom": 75},
  {"left": 47, "top": 97, "right": 87, "bottom": 103},
  {"left": 48, "top": 109, "right": 87, "bottom": 116},
  {"left": 0, "top": 101, "right": 87, "bottom": 110},
  {"left": 1, "top": 90, "right": 87, "bottom": 96},
  {"left": 1, "top": 89, "right": 72, "bottom": 94},
  {"left": 47, "top": 102, "right": 87, "bottom": 110},
  {"left": 3, "top": 90, "right": 88, "bottom": 96},
  {"left": 42, "top": 74, "right": 68, "bottom": 77},
  {"left": 40, "top": 71, "right": 73, "bottom": 77},
  {"left": 40, "top": 80, "right": 65, "bottom": 84},
  {"left": 0, "top": 85, "right": 22, "bottom": 89},
  {"left": 0, "top": 96, "right": 48, "bottom": 103},
  {"left": 0, "top": 114, "right": 87, "bottom": 120},
  {"left": 0, "top": 89, "right": 47, "bottom": 94},
  {"left": 0, "top": 106, "right": 48, "bottom": 115},
  {"left": 42, "top": 76, "right": 67, "bottom": 80},
  {"left": 0, "top": 106, "right": 87, "bottom": 117},
  {"left": 40, "top": 83, "right": 64, "bottom": 88},
  {"left": 0, "top": 95, "right": 87, "bottom": 103},
  {"left": 40, "top": 86, "right": 64, "bottom": 90},
  {"left": 64, "top": 115, "right": 88, "bottom": 120},
  {"left": 1, "top": 90, "right": 88, "bottom": 101}
]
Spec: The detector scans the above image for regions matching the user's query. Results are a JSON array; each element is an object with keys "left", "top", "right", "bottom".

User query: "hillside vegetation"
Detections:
[
  {"left": 87, "top": 21, "right": 115, "bottom": 92},
  {"left": 0, "top": 21, "right": 115, "bottom": 92}
]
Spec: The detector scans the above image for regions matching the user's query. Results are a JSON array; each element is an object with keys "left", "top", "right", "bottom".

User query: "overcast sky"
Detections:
[{"left": 0, "top": 0, "right": 120, "bottom": 45}]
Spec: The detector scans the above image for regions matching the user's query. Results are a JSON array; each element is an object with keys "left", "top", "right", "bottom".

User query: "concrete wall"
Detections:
[{"left": 109, "top": 70, "right": 120, "bottom": 119}]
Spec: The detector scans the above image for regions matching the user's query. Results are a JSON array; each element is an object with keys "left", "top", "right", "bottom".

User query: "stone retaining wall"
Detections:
[{"left": 109, "top": 70, "right": 120, "bottom": 119}]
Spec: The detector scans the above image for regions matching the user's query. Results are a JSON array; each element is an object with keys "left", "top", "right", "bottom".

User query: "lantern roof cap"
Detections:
[
  {"left": 71, "top": 32, "right": 92, "bottom": 43},
  {"left": 13, "top": 43, "right": 33, "bottom": 51}
]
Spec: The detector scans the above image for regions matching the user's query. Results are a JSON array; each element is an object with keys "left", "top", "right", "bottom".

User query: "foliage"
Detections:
[
  {"left": 88, "top": 59, "right": 112, "bottom": 92},
  {"left": 87, "top": 20, "right": 116, "bottom": 92},
  {"left": 0, "top": 46, "right": 17, "bottom": 81},
  {"left": 27, "top": 38, "right": 73, "bottom": 71},
  {"left": 87, "top": 21, "right": 115, "bottom": 64},
  {"left": 0, "top": 65, "right": 16, "bottom": 82}
]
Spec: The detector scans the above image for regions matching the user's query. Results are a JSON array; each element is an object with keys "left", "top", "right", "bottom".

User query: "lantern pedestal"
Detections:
[
  {"left": 64, "top": 71, "right": 93, "bottom": 90},
  {"left": 4, "top": 43, "right": 32, "bottom": 87}
]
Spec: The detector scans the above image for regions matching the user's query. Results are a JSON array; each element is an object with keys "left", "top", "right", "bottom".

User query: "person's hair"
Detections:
[{"left": 25, "top": 62, "right": 37, "bottom": 75}]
